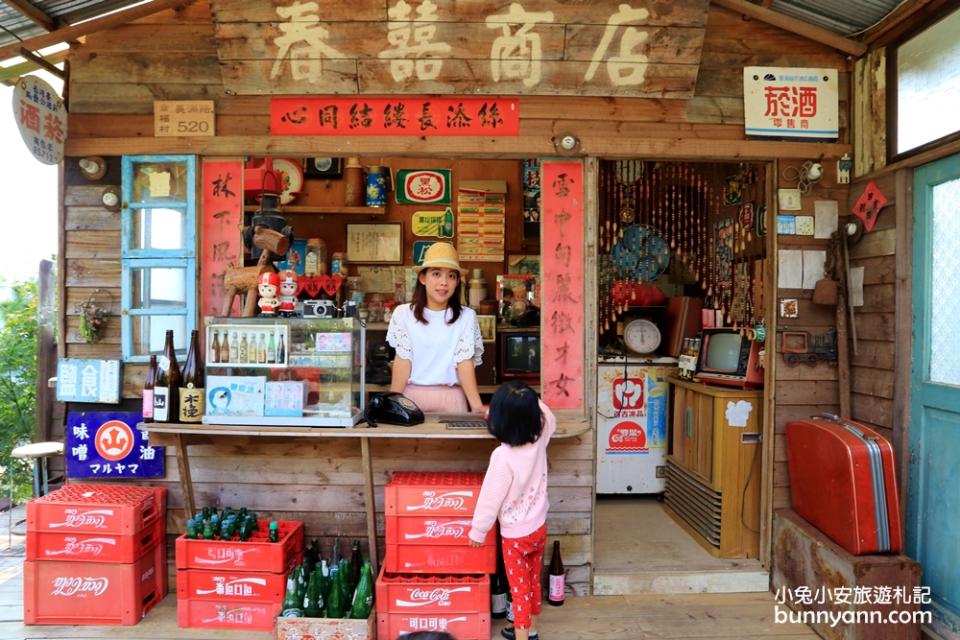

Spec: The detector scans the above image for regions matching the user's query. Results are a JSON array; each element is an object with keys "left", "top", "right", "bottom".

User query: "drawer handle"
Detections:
[{"left": 685, "top": 407, "right": 693, "bottom": 437}]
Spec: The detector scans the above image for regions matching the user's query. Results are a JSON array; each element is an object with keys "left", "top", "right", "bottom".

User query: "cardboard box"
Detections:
[
  {"left": 265, "top": 381, "right": 307, "bottom": 417},
  {"left": 206, "top": 376, "right": 265, "bottom": 417}
]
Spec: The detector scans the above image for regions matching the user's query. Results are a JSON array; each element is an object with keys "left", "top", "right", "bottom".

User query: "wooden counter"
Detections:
[{"left": 140, "top": 412, "right": 589, "bottom": 574}]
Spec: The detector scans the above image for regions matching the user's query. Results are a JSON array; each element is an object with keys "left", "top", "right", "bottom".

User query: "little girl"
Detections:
[{"left": 469, "top": 381, "right": 556, "bottom": 640}]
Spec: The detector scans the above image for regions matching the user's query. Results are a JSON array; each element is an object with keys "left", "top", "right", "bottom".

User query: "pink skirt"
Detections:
[{"left": 402, "top": 384, "right": 468, "bottom": 413}]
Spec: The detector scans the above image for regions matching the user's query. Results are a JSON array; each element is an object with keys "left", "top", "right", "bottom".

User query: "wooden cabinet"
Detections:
[{"left": 665, "top": 377, "right": 763, "bottom": 559}]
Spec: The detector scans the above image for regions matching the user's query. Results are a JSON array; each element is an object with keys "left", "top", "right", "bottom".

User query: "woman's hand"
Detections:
[{"left": 469, "top": 539, "right": 483, "bottom": 548}]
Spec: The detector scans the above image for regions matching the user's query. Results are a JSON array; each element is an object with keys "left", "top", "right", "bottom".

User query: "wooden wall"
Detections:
[{"left": 58, "top": 0, "right": 856, "bottom": 586}]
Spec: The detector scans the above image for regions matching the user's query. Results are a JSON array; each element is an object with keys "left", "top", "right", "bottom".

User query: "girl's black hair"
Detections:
[
  {"left": 487, "top": 380, "right": 543, "bottom": 446},
  {"left": 411, "top": 269, "right": 463, "bottom": 325},
  {"left": 400, "top": 633, "right": 457, "bottom": 640}
]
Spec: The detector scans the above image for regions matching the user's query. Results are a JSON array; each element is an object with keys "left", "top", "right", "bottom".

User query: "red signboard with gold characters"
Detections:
[
  {"left": 271, "top": 97, "right": 519, "bottom": 136},
  {"left": 541, "top": 161, "right": 585, "bottom": 409}
]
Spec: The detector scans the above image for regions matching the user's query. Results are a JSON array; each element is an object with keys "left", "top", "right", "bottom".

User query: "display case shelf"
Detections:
[{"left": 244, "top": 205, "right": 385, "bottom": 216}]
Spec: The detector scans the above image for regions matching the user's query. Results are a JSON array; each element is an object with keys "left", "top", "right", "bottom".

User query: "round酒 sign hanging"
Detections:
[{"left": 13, "top": 74, "right": 66, "bottom": 165}]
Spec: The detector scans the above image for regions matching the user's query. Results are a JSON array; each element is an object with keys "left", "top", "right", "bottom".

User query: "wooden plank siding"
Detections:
[{"left": 58, "top": 0, "right": 858, "bottom": 587}]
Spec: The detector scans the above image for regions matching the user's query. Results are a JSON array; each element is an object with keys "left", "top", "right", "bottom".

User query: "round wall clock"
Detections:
[{"left": 623, "top": 318, "right": 662, "bottom": 355}]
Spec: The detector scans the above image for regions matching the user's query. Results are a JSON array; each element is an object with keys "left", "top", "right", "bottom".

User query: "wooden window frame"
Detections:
[{"left": 120, "top": 154, "right": 197, "bottom": 362}]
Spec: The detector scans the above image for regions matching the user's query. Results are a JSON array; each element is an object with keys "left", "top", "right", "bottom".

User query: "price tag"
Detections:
[{"left": 154, "top": 100, "right": 215, "bottom": 137}]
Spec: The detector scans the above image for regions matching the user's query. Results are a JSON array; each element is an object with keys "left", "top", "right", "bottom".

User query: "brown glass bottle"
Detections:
[
  {"left": 153, "top": 329, "right": 181, "bottom": 422},
  {"left": 219, "top": 330, "right": 230, "bottom": 363},
  {"left": 142, "top": 355, "right": 157, "bottom": 423},
  {"left": 547, "top": 540, "right": 565, "bottom": 606},
  {"left": 179, "top": 329, "right": 205, "bottom": 423}
]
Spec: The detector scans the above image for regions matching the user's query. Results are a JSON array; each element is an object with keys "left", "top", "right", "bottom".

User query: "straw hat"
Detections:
[{"left": 419, "top": 242, "right": 465, "bottom": 276}]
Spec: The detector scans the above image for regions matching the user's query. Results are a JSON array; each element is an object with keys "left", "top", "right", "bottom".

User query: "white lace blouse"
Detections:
[{"left": 386, "top": 303, "right": 483, "bottom": 386}]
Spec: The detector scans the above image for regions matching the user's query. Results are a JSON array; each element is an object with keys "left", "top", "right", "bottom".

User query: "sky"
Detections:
[{"left": 0, "top": 69, "right": 61, "bottom": 285}]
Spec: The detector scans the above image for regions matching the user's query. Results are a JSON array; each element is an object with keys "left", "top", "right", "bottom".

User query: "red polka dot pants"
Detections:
[{"left": 502, "top": 524, "right": 547, "bottom": 630}]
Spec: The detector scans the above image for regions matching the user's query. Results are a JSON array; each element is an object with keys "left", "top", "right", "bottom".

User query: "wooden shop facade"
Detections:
[{"left": 37, "top": 0, "right": 959, "bottom": 630}]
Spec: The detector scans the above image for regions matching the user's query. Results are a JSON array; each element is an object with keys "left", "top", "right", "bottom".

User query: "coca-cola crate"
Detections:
[
  {"left": 377, "top": 611, "right": 490, "bottom": 640},
  {"left": 177, "top": 568, "right": 286, "bottom": 603},
  {"left": 385, "top": 472, "right": 485, "bottom": 517},
  {"left": 275, "top": 607, "right": 375, "bottom": 640},
  {"left": 23, "top": 539, "right": 166, "bottom": 625},
  {"left": 384, "top": 542, "right": 496, "bottom": 574},
  {"left": 175, "top": 520, "right": 303, "bottom": 573},
  {"left": 27, "top": 484, "right": 165, "bottom": 536},
  {"left": 376, "top": 565, "right": 489, "bottom": 614},
  {"left": 176, "top": 597, "right": 281, "bottom": 631},
  {"left": 385, "top": 514, "right": 495, "bottom": 546},
  {"left": 27, "top": 516, "right": 164, "bottom": 564}
]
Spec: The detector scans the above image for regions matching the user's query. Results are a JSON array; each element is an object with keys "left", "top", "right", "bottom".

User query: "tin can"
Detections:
[
  {"left": 331, "top": 252, "right": 346, "bottom": 276},
  {"left": 366, "top": 165, "right": 387, "bottom": 207}
]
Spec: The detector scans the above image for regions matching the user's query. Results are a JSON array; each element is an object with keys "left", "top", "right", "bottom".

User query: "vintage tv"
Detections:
[
  {"left": 499, "top": 331, "right": 540, "bottom": 382},
  {"left": 694, "top": 328, "right": 763, "bottom": 389}
]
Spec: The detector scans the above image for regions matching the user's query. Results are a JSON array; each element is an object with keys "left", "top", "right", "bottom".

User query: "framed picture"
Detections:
[
  {"left": 507, "top": 254, "right": 540, "bottom": 277},
  {"left": 346, "top": 222, "right": 403, "bottom": 264},
  {"left": 476, "top": 315, "right": 497, "bottom": 343}
]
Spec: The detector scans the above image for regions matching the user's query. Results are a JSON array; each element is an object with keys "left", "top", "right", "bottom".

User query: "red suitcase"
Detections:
[{"left": 786, "top": 415, "right": 902, "bottom": 555}]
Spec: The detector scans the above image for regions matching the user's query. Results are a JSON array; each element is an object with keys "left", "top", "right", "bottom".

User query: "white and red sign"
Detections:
[
  {"left": 612, "top": 377, "right": 645, "bottom": 413},
  {"left": 13, "top": 74, "right": 65, "bottom": 165},
  {"left": 743, "top": 67, "right": 838, "bottom": 139},
  {"left": 606, "top": 420, "right": 649, "bottom": 454},
  {"left": 94, "top": 420, "right": 135, "bottom": 462}
]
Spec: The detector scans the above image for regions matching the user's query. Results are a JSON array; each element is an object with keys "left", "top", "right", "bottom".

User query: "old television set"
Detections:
[
  {"left": 694, "top": 328, "right": 763, "bottom": 389},
  {"left": 499, "top": 331, "right": 540, "bottom": 382}
]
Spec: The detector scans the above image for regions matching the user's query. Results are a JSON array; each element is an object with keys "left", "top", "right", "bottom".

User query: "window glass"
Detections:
[
  {"left": 131, "top": 267, "right": 187, "bottom": 310},
  {"left": 897, "top": 10, "right": 960, "bottom": 153},
  {"left": 132, "top": 208, "right": 186, "bottom": 251},
  {"left": 929, "top": 176, "right": 960, "bottom": 386},
  {"left": 132, "top": 161, "right": 189, "bottom": 202},
  {"left": 131, "top": 315, "right": 187, "bottom": 357}
]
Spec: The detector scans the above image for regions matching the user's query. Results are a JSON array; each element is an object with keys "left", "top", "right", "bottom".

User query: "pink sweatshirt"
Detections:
[{"left": 469, "top": 400, "right": 557, "bottom": 542}]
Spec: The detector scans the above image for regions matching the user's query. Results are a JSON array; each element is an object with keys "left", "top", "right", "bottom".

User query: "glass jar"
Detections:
[{"left": 305, "top": 238, "right": 327, "bottom": 276}]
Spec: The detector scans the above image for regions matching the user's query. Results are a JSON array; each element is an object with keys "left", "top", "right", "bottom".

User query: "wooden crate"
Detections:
[{"left": 276, "top": 608, "right": 375, "bottom": 640}]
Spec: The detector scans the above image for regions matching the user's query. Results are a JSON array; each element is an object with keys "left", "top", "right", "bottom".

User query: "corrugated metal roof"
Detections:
[
  {"left": 770, "top": 0, "right": 904, "bottom": 36},
  {"left": 0, "top": 0, "right": 141, "bottom": 50}
]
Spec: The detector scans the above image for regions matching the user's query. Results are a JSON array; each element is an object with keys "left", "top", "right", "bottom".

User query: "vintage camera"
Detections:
[{"left": 302, "top": 299, "right": 338, "bottom": 318}]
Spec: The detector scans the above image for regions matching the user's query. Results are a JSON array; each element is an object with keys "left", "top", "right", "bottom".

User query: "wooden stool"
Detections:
[{"left": 8, "top": 441, "right": 63, "bottom": 546}]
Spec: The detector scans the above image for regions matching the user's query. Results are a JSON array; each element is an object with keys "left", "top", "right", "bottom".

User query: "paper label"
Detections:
[
  {"left": 153, "top": 387, "right": 169, "bottom": 422},
  {"left": 549, "top": 575, "right": 565, "bottom": 601},
  {"left": 141, "top": 390, "right": 154, "bottom": 419}
]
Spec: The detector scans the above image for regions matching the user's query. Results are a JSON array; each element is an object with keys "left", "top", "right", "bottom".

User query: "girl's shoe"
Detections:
[{"left": 501, "top": 627, "right": 539, "bottom": 640}]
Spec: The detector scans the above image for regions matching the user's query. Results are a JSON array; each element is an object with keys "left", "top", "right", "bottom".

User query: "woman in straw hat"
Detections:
[{"left": 386, "top": 242, "right": 484, "bottom": 413}]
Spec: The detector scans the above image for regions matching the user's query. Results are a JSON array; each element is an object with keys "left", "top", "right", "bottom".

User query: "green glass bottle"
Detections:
[
  {"left": 280, "top": 574, "right": 302, "bottom": 618},
  {"left": 185, "top": 518, "right": 198, "bottom": 540},
  {"left": 349, "top": 561, "right": 374, "bottom": 620},
  {"left": 269, "top": 521, "right": 279, "bottom": 543},
  {"left": 304, "top": 571, "right": 322, "bottom": 617},
  {"left": 326, "top": 570, "right": 344, "bottom": 618},
  {"left": 202, "top": 519, "right": 215, "bottom": 541},
  {"left": 350, "top": 540, "right": 363, "bottom": 591},
  {"left": 338, "top": 559, "right": 351, "bottom": 603}
]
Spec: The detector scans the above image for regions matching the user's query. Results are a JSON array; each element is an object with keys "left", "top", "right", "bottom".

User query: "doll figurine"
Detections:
[
  {"left": 257, "top": 271, "right": 280, "bottom": 317},
  {"left": 278, "top": 270, "right": 299, "bottom": 317}
]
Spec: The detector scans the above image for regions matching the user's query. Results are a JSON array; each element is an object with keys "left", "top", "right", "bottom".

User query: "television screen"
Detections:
[
  {"left": 704, "top": 331, "right": 742, "bottom": 373},
  {"left": 504, "top": 335, "right": 540, "bottom": 373}
]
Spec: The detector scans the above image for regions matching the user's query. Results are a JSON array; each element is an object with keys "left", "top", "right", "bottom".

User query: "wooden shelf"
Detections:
[
  {"left": 244, "top": 205, "right": 386, "bottom": 216},
  {"left": 365, "top": 383, "right": 539, "bottom": 394}
]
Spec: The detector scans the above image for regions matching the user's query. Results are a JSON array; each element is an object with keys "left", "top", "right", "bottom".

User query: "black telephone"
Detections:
[{"left": 363, "top": 392, "right": 424, "bottom": 427}]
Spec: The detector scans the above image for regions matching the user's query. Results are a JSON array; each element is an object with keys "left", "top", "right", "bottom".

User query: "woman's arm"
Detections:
[
  {"left": 390, "top": 357, "right": 412, "bottom": 394},
  {"left": 457, "top": 359, "right": 484, "bottom": 412}
]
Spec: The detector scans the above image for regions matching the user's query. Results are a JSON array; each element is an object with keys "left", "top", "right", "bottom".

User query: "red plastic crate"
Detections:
[
  {"left": 177, "top": 598, "right": 280, "bottom": 630},
  {"left": 23, "top": 540, "right": 166, "bottom": 625},
  {"left": 376, "top": 566, "right": 489, "bottom": 614},
  {"left": 177, "top": 568, "right": 286, "bottom": 603},
  {"left": 385, "top": 472, "right": 485, "bottom": 517},
  {"left": 385, "top": 515, "right": 495, "bottom": 546},
  {"left": 377, "top": 611, "right": 490, "bottom": 640},
  {"left": 26, "top": 516, "right": 164, "bottom": 564},
  {"left": 175, "top": 520, "right": 303, "bottom": 573},
  {"left": 27, "top": 484, "right": 165, "bottom": 536},
  {"left": 385, "top": 542, "right": 496, "bottom": 574}
]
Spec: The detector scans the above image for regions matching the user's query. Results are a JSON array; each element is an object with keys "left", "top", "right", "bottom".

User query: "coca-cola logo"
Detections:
[
  {"left": 404, "top": 520, "right": 470, "bottom": 540},
  {"left": 406, "top": 615, "right": 469, "bottom": 631},
  {"left": 406, "top": 490, "right": 473, "bottom": 512},
  {"left": 48, "top": 509, "right": 114, "bottom": 529},
  {"left": 45, "top": 537, "right": 116, "bottom": 557},
  {"left": 196, "top": 546, "right": 258, "bottom": 566},
  {"left": 50, "top": 576, "right": 109, "bottom": 597},
  {"left": 396, "top": 586, "right": 472, "bottom": 608}
]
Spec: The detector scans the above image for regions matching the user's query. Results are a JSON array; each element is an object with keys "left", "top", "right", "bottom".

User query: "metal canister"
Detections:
[
  {"left": 365, "top": 165, "right": 387, "bottom": 207},
  {"left": 331, "top": 251, "right": 346, "bottom": 276}
]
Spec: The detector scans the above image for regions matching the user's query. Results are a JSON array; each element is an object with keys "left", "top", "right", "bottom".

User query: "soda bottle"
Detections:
[
  {"left": 142, "top": 354, "right": 156, "bottom": 423},
  {"left": 548, "top": 540, "right": 565, "bottom": 606},
  {"left": 281, "top": 573, "right": 302, "bottom": 617},
  {"left": 185, "top": 517, "right": 198, "bottom": 539},
  {"left": 326, "top": 570, "right": 344, "bottom": 618},
  {"left": 350, "top": 540, "right": 363, "bottom": 591},
  {"left": 269, "top": 521, "right": 279, "bottom": 542},
  {"left": 349, "top": 561, "right": 373, "bottom": 620},
  {"left": 304, "top": 570, "right": 322, "bottom": 617}
]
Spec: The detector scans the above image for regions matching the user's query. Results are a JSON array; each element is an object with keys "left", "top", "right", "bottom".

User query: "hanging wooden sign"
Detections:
[
  {"left": 154, "top": 100, "right": 216, "bottom": 137},
  {"left": 743, "top": 67, "right": 839, "bottom": 140},
  {"left": 213, "top": 0, "right": 708, "bottom": 97}
]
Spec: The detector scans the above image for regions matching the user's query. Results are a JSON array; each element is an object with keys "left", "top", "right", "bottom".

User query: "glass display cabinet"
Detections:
[{"left": 202, "top": 316, "right": 365, "bottom": 427}]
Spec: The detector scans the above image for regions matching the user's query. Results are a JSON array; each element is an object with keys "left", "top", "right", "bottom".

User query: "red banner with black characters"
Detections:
[
  {"left": 541, "top": 161, "right": 584, "bottom": 409},
  {"left": 271, "top": 97, "right": 519, "bottom": 136}
]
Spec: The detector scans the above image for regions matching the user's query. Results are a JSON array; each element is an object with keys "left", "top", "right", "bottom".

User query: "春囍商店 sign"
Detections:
[{"left": 743, "top": 67, "right": 839, "bottom": 140}]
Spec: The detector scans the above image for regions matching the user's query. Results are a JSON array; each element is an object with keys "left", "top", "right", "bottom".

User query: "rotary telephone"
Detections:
[{"left": 362, "top": 392, "right": 424, "bottom": 427}]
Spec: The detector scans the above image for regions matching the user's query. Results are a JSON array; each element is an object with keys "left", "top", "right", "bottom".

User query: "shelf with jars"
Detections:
[{"left": 203, "top": 316, "right": 365, "bottom": 428}]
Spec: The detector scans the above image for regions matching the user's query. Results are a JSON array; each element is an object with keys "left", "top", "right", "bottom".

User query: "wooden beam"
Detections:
[
  {"left": 862, "top": 0, "right": 948, "bottom": 46},
  {"left": 712, "top": 0, "right": 867, "bottom": 57},
  {"left": 4, "top": 0, "right": 57, "bottom": 32},
  {"left": 19, "top": 48, "right": 63, "bottom": 78},
  {"left": 65, "top": 134, "right": 853, "bottom": 161},
  {"left": 0, "top": 48, "right": 68, "bottom": 85},
  {"left": 0, "top": 0, "right": 192, "bottom": 63}
]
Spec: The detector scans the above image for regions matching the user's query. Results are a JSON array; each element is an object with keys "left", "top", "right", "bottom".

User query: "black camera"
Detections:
[{"left": 302, "top": 299, "right": 338, "bottom": 318}]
